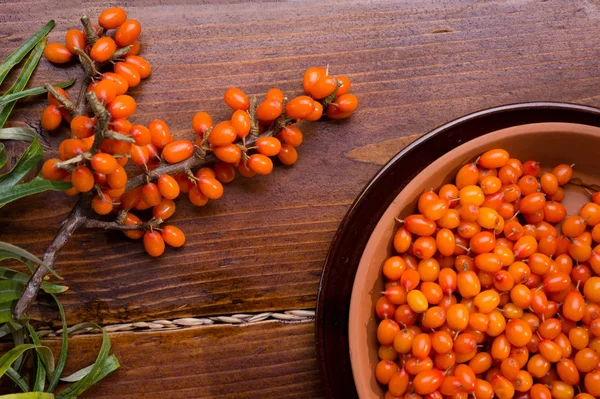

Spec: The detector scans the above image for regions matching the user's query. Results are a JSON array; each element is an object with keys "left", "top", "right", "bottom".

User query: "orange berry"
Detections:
[
  {"left": 214, "top": 162, "right": 236, "bottom": 183},
  {"left": 153, "top": 198, "right": 176, "bottom": 221},
  {"left": 161, "top": 225, "right": 185, "bottom": 247},
  {"left": 41, "top": 105, "right": 62, "bottom": 130},
  {"left": 214, "top": 144, "right": 242, "bottom": 164},
  {"left": 91, "top": 153, "right": 119, "bottom": 174},
  {"left": 115, "top": 19, "right": 141, "bottom": 46},
  {"left": 103, "top": 72, "right": 129, "bottom": 95},
  {"left": 43, "top": 42, "right": 72, "bottom": 64},
  {"left": 256, "top": 98, "right": 282, "bottom": 121},
  {"left": 162, "top": 140, "right": 194, "bottom": 164},
  {"left": 94, "top": 79, "right": 118, "bottom": 104},
  {"left": 247, "top": 154, "right": 273, "bottom": 175},
  {"left": 91, "top": 193, "right": 113, "bottom": 215},
  {"left": 188, "top": 185, "right": 209, "bottom": 206},
  {"left": 47, "top": 87, "right": 69, "bottom": 106},
  {"left": 224, "top": 88, "right": 249, "bottom": 110},
  {"left": 278, "top": 144, "right": 298, "bottom": 165},
  {"left": 157, "top": 175, "right": 180, "bottom": 199},
  {"left": 303, "top": 100, "right": 323, "bottom": 121},
  {"left": 41, "top": 158, "right": 68, "bottom": 181},
  {"left": 302, "top": 67, "right": 326, "bottom": 94},
  {"left": 310, "top": 75, "right": 337, "bottom": 99},
  {"left": 90, "top": 37, "right": 116, "bottom": 62},
  {"left": 99, "top": 7, "right": 127, "bottom": 29},
  {"left": 130, "top": 144, "right": 149, "bottom": 167},
  {"left": 231, "top": 110, "right": 250, "bottom": 138},
  {"left": 143, "top": 231, "right": 165, "bottom": 257},
  {"left": 209, "top": 121, "right": 237, "bottom": 147},
  {"left": 122, "top": 212, "right": 144, "bottom": 239},
  {"left": 141, "top": 182, "right": 162, "bottom": 206},
  {"left": 108, "top": 94, "right": 136, "bottom": 119},
  {"left": 65, "top": 29, "right": 85, "bottom": 54},
  {"left": 336, "top": 93, "right": 358, "bottom": 113},
  {"left": 124, "top": 55, "right": 151, "bottom": 79},
  {"left": 478, "top": 149, "right": 509, "bottom": 169},
  {"left": 256, "top": 137, "right": 282, "bottom": 157},
  {"left": 129, "top": 124, "right": 151, "bottom": 146},
  {"left": 71, "top": 165, "right": 94, "bottom": 192},
  {"left": 266, "top": 88, "right": 284, "bottom": 102},
  {"left": 114, "top": 62, "right": 141, "bottom": 88},
  {"left": 198, "top": 177, "right": 223, "bottom": 200},
  {"left": 285, "top": 95, "right": 315, "bottom": 119},
  {"left": 238, "top": 161, "right": 256, "bottom": 178},
  {"left": 335, "top": 75, "right": 351, "bottom": 96},
  {"left": 280, "top": 125, "right": 303, "bottom": 147},
  {"left": 70, "top": 115, "right": 95, "bottom": 138},
  {"left": 192, "top": 112, "right": 213, "bottom": 136},
  {"left": 551, "top": 164, "right": 573, "bottom": 185}
]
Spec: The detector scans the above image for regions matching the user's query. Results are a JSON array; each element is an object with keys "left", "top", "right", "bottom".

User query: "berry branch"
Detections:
[{"left": 16, "top": 7, "right": 359, "bottom": 320}]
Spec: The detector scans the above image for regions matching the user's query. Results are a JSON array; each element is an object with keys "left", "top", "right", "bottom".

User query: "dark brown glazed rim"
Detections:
[{"left": 315, "top": 102, "right": 600, "bottom": 399}]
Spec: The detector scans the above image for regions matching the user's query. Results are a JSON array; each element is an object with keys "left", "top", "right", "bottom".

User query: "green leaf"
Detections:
[
  {"left": 0, "top": 143, "right": 7, "bottom": 170},
  {"left": 10, "top": 322, "right": 25, "bottom": 373},
  {"left": 0, "top": 344, "right": 45, "bottom": 378},
  {"left": 59, "top": 364, "right": 92, "bottom": 383},
  {"left": 0, "top": 301, "right": 16, "bottom": 323},
  {"left": 48, "top": 294, "right": 67, "bottom": 393},
  {"left": 0, "top": 241, "right": 61, "bottom": 279},
  {"left": 0, "top": 38, "right": 46, "bottom": 129},
  {"left": 0, "top": 20, "right": 54, "bottom": 87},
  {"left": 26, "top": 325, "right": 47, "bottom": 392},
  {"left": 0, "top": 393, "right": 55, "bottom": 399},
  {"left": 0, "top": 128, "right": 37, "bottom": 142},
  {"left": 0, "top": 177, "right": 72, "bottom": 211},
  {"left": 0, "top": 268, "right": 67, "bottom": 294},
  {"left": 0, "top": 322, "right": 21, "bottom": 339},
  {"left": 0, "top": 136, "right": 43, "bottom": 187},
  {"left": 5, "top": 367, "right": 30, "bottom": 393},
  {"left": 56, "top": 324, "right": 118, "bottom": 399},
  {"left": 0, "top": 78, "right": 75, "bottom": 106},
  {"left": 0, "top": 280, "right": 24, "bottom": 303}
]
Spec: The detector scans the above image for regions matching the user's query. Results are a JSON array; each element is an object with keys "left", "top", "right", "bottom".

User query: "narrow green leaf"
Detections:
[
  {"left": 0, "top": 142, "right": 7, "bottom": 169},
  {"left": 0, "top": 268, "right": 67, "bottom": 294},
  {"left": 0, "top": 242, "right": 60, "bottom": 279},
  {"left": 56, "top": 324, "right": 116, "bottom": 398},
  {"left": 86, "top": 354, "right": 120, "bottom": 386},
  {"left": 0, "top": 38, "right": 46, "bottom": 129},
  {"left": 0, "top": 177, "right": 72, "bottom": 211},
  {"left": 0, "top": 300, "right": 16, "bottom": 323},
  {"left": 10, "top": 322, "right": 25, "bottom": 373},
  {"left": 5, "top": 367, "right": 30, "bottom": 393},
  {"left": 0, "top": 322, "right": 21, "bottom": 339},
  {"left": 0, "top": 78, "right": 75, "bottom": 106},
  {"left": 48, "top": 294, "right": 67, "bottom": 393},
  {"left": 0, "top": 344, "right": 42, "bottom": 378},
  {"left": 0, "top": 136, "right": 43, "bottom": 187},
  {"left": 0, "top": 20, "right": 54, "bottom": 86},
  {"left": 0, "top": 393, "right": 55, "bottom": 399},
  {"left": 0, "top": 280, "right": 24, "bottom": 303},
  {"left": 0, "top": 128, "right": 37, "bottom": 142},
  {"left": 59, "top": 364, "right": 92, "bottom": 383},
  {"left": 26, "top": 325, "right": 47, "bottom": 392}
]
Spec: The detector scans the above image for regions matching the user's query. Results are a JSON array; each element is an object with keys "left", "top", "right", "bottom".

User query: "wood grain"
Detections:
[
  {"left": 0, "top": 0, "right": 600, "bottom": 396},
  {"left": 0, "top": 321, "right": 324, "bottom": 399}
]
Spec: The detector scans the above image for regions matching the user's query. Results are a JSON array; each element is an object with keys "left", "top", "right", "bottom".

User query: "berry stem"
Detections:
[
  {"left": 109, "top": 45, "right": 131, "bottom": 61},
  {"left": 74, "top": 47, "right": 102, "bottom": 79},
  {"left": 248, "top": 96, "right": 259, "bottom": 139},
  {"left": 44, "top": 84, "right": 77, "bottom": 115},
  {"left": 80, "top": 15, "right": 99, "bottom": 46}
]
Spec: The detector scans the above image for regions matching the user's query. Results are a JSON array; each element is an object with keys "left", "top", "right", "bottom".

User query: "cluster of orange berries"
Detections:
[
  {"left": 38, "top": 9, "right": 358, "bottom": 258},
  {"left": 375, "top": 149, "right": 600, "bottom": 399}
]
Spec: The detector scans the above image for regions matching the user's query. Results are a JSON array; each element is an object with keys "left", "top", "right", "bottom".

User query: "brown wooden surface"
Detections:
[{"left": 1, "top": 0, "right": 600, "bottom": 397}]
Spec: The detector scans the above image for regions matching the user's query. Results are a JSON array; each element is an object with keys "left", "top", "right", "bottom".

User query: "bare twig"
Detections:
[
  {"left": 45, "top": 84, "right": 77, "bottom": 115},
  {"left": 80, "top": 15, "right": 99, "bottom": 46},
  {"left": 83, "top": 217, "right": 162, "bottom": 231},
  {"left": 13, "top": 197, "right": 88, "bottom": 319}
]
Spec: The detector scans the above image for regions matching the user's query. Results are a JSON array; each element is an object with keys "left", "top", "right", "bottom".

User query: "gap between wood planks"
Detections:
[{"left": 33, "top": 309, "right": 316, "bottom": 338}]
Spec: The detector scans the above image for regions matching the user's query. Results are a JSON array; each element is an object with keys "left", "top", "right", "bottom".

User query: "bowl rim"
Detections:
[{"left": 315, "top": 102, "right": 600, "bottom": 399}]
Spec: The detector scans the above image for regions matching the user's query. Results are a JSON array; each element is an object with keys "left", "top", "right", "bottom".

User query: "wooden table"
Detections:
[{"left": 1, "top": 0, "right": 600, "bottom": 397}]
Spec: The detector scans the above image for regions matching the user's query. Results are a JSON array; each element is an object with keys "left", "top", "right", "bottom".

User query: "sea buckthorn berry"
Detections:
[
  {"left": 108, "top": 94, "right": 136, "bottom": 119},
  {"left": 161, "top": 225, "right": 185, "bottom": 247},
  {"left": 581, "top": 202, "right": 600, "bottom": 226},
  {"left": 543, "top": 201, "right": 566, "bottom": 223},
  {"left": 114, "top": 62, "right": 141, "bottom": 87},
  {"left": 584, "top": 276, "right": 600, "bottom": 303},
  {"left": 285, "top": 96, "right": 315, "bottom": 119},
  {"left": 130, "top": 144, "right": 149, "bottom": 167},
  {"left": 478, "top": 149, "right": 509, "bottom": 169},
  {"left": 279, "top": 125, "right": 303, "bottom": 147},
  {"left": 237, "top": 161, "right": 256, "bottom": 178},
  {"left": 413, "top": 369, "right": 444, "bottom": 395},
  {"left": 192, "top": 112, "right": 213, "bottom": 136},
  {"left": 130, "top": 39, "right": 141, "bottom": 53},
  {"left": 412, "top": 236, "right": 436, "bottom": 259},
  {"left": 124, "top": 55, "right": 151, "bottom": 79},
  {"left": 335, "top": 75, "right": 351, "bottom": 96},
  {"left": 247, "top": 154, "right": 273, "bottom": 175},
  {"left": 106, "top": 165, "right": 127, "bottom": 189},
  {"left": 209, "top": 121, "right": 237, "bottom": 147},
  {"left": 43, "top": 42, "right": 72, "bottom": 64},
  {"left": 310, "top": 75, "right": 337, "bottom": 99},
  {"left": 152, "top": 198, "right": 176, "bottom": 221},
  {"left": 71, "top": 165, "right": 94, "bottom": 192},
  {"left": 523, "top": 160, "right": 540, "bottom": 176},
  {"left": 198, "top": 177, "right": 223, "bottom": 200},
  {"left": 540, "top": 172, "right": 559, "bottom": 196},
  {"left": 568, "top": 237, "right": 592, "bottom": 262},
  {"left": 505, "top": 319, "right": 532, "bottom": 347},
  {"left": 92, "top": 193, "right": 113, "bottom": 215},
  {"left": 543, "top": 272, "right": 571, "bottom": 293},
  {"left": 404, "top": 214, "right": 436, "bottom": 236},
  {"left": 256, "top": 98, "right": 283, "bottom": 121},
  {"left": 122, "top": 212, "right": 143, "bottom": 239},
  {"left": 65, "top": 29, "right": 85, "bottom": 54},
  {"left": 162, "top": 140, "right": 194, "bottom": 164},
  {"left": 303, "top": 67, "right": 326, "bottom": 94},
  {"left": 266, "top": 88, "right": 284, "bottom": 103},
  {"left": 214, "top": 162, "right": 236, "bottom": 184},
  {"left": 231, "top": 110, "right": 250, "bottom": 138},
  {"left": 156, "top": 175, "right": 180, "bottom": 200},
  {"left": 406, "top": 290, "right": 428, "bottom": 313},
  {"left": 551, "top": 164, "right": 573, "bottom": 185},
  {"left": 91, "top": 153, "right": 119, "bottom": 174},
  {"left": 94, "top": 79, "right": 118, "bottom": 104},
  {"left": 188, "top": 185, "right": 208, "bottom": 206},
  {"left": 456, "top": 163, "right": 479, "bottom": 188},
  {"left": 99, "top": 7, "right": 127, "bottom": 29},
  {"left": 115, "top": 19, "right": 142, "bottom": 46},
  {"left": 336, "top": 93, "right": 359, "bottom": 114},
  {"left": 520, "top": 192, "right": 546, "bottom": 214},
  {"left": 457, "top": 270, "right": 481, "bottom": 298},
  {"left": 256, "top": 137, "right": 282, "bottom": 157},
  {"left": 103, "top": 72, "right": 129, "bottom": 95},
  {"left": 377, "top": 319, "right": 400, "bottom": 345},
  {"left": 459, "top": 185, "right": 484, "bottom": 206},
  {"left": 47, "top": 87, "right": 69, "bottom": 106},
  {"left": 418, "top": 190, "right": 438, "bottom": 213},
  {"left": 223, "top": 88, "right": 250, "bottom": 111},
  {"left": 69, "top": 115, "right": 94, "bottom": 138},
  {"left": 375, "top": 360, "right": 397, "bottom": 385},
  {"left": 129, "top": 124, "right": 150, "bottom": 146},
  {"left": 41, "top": 105, "right": 62, "bottom": 131},
  {"left": 436, "top": 228, "right": 455, "bottom": 256},
  {"left": 90, "top": 37, "right": 116, "bottom": 62},
  {"left": 214, "top": 144, "right": 242, "bottom": 164},
  {"left": 304, "top": 100, "right": 323, "bottom": 121},
  {"left": 144, "top": 231, "right": 165, "bottom": 257},
  {"left": 480, "top": 175, "right": 502, "bottom": 194},
  {"left": 142, "top": 182, "right": 162, "bottom": 207},
  {"left": 383, "top": 256, "right": 406, "bottom": 281},
  {"left": 41, "top": 158, "right": 68, "bottom": 181},
  {"left": 584, "top": 371, "right": 600, "bottom": 397}
]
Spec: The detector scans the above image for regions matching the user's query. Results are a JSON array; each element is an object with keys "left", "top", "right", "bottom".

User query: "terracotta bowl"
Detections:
[{"left": 316, "top": 103, "right": 600, "bottom": 399}]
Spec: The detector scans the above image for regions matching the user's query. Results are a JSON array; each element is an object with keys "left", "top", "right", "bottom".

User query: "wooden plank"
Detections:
[
  {"left": 0, "top": 320, "right": 324, "bottom": 398},
  {"left": 0, "top": 0, "right": 599, "bottom": 326}
]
